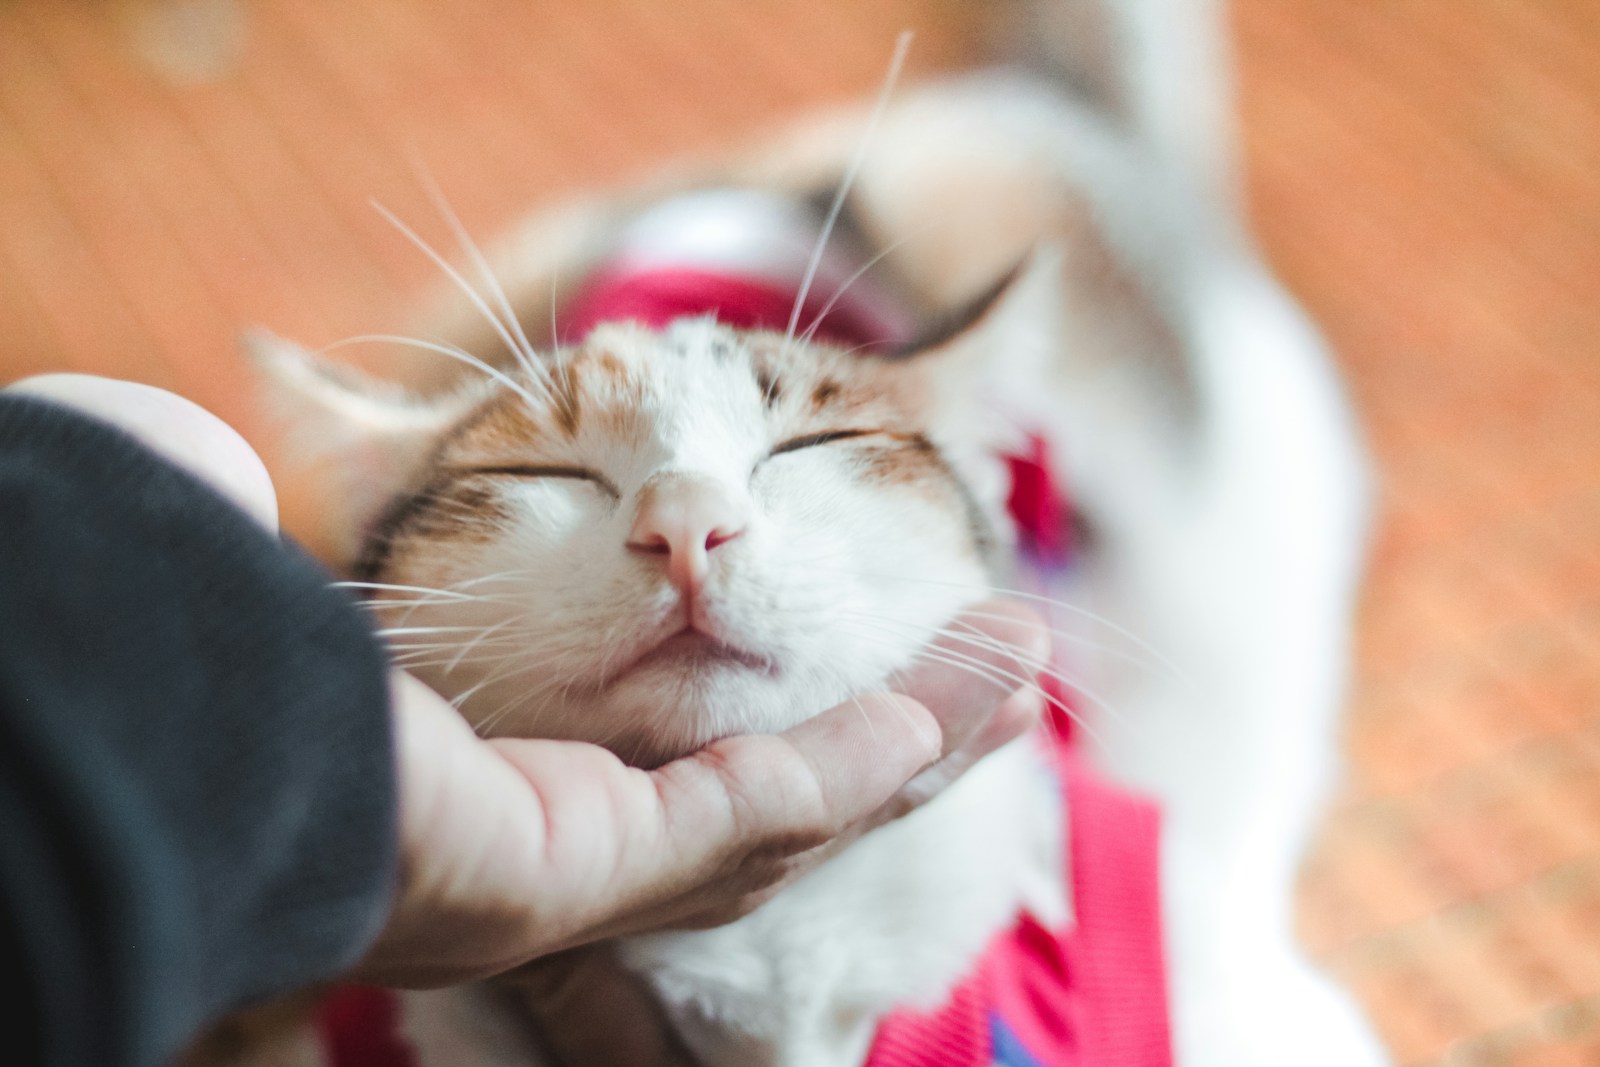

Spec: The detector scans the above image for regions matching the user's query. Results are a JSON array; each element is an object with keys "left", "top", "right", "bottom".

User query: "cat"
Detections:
[{"left": 236, "top": 2, "right": 1389, "bottom": 1065}]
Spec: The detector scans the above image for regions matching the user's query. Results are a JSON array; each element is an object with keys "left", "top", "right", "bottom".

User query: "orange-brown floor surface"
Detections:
[{"left": 2, "top": 2, "right": 1597, "bottom": 1064}]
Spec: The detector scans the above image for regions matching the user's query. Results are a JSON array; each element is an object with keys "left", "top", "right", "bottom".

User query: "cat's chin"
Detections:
[
  {"left": 444, "top": 645, "right": 831, "bottom": 764},
  {"left": 593, "top": 658, "right": 809, "bottom": 767},
  {"left": 445, "top": 624, "right": 886, "bottom": 766}
]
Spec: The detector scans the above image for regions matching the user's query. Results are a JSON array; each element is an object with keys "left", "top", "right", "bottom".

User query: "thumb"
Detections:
[
  {"left": 650, "top": 691, "right": 940, "bottom": 873},
  {"left": 7, "top": 374, "right": 279, "bottom": 532}
]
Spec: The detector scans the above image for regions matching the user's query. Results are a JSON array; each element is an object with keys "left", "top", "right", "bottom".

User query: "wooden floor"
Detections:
[
  {"left": 1238, "top": 5, "right": 1600, "bottom": 1064},
  {"left": 2, "top": 2, "right": 1597, "bottom": 1064}
]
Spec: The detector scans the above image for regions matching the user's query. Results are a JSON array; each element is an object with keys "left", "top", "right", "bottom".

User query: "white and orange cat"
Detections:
[{"left": 235, "top": 1, "right": 1387, "bottom": 1064}]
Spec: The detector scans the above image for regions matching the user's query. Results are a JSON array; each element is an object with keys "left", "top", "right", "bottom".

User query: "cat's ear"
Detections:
[
  {"left": 244, "top": 330, "right": 483, "bottom": 571},
  {"left": 887, "top": 245, "right": 1066, "bottom": 444},
  {"left": 861, "top": 248, "right": 1066, "bottom": 523}
]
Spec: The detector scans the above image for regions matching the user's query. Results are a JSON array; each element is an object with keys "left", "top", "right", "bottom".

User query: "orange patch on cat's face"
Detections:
[
  {"left": 357, "top": 470, "right": 514, "bottom": 583},
  {"left": 856, "top": 432, "right": 944, "bottom": 486},
  {"left": 564, "top": 346, "right": 652, "bottom": 437},
  {"left": 740, "top": 335, "right": 989, "bottom": 555},
  {"left": 453, "top": 386, "right": 559, "bottom": 453},
  {"left": 399, "top": 480, "right": 512, "bottom": 544}
]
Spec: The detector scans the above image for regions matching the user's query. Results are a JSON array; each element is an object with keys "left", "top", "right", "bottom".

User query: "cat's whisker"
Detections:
[
  {"left": 471, "top": 680, "right": 545, "bottom": 735},
  {"left": 942, "top": 607, "right": 1179, "bottom": 687},
  {"left": 333, "top": 579, "right": 496, "bottom": 603},
  {"left": 797, "top": 225, "right": 930, "bottom": 349},
  {"left": 375, "top": 624, "right": 502, "bottom": 637},
  {"left": 389, "top": 646, "right": 523, "bottom": 673},
  {"left": 446, "top": 657, "right": 527, "bottom": 710},
  {"left": 835, "top": 620, "right": 1069, "bottom": 730},
  {"left": 450, "top": 655, "right": 548, "bottom": 717},
  {"left": 387, "top": 642, "right": 506, "bottom": 660},
  {"left": 840, "top": 607, "right": 1113, "bottom": 706},
  {"left": 480, "top": 668, "right": 585, "bottom": 742},
  {"left": 815, "top": 565, "right": 1187, "bottom": 685},
  {"left": 324, "top": 333, "right": 546, "bottom": 411},
  {"left": 412, "top": 165, "right": 551, "bottom": 391},
  {"left": 444, "top": 614, "right": 524, "bottom": 673},
  {"left": 831, "top": 615, "right": 1022, "bottom": 694},
  {"left": 444, "top": 569, "right": 539, "bottom": 593},
  {"left": 983, "top": 586, "right": 1187, "bottom": 683},
  {"left": 597, "top": 611, "right": 675, "bottom": 689},
  {"left": 909, "top": 643, "right": 1101, "bottom": 746},
  {"left": 382, "top": 634, "right": 527, "bottom": 654},
  {"left": 928, "top": 619, "right": 1134, "bottom": 732},
  {"left": 549, "top": 266, "right": 562, "bottom": 356},
  {"left": 782, "top": 31, "right": 913, "bottom": 353},
  {"left": 382, "top": 624, "right": 529, "bottom": 653},
  {"left": 369, "top": 200, "right": 553, "bottom": 405},
  {"left": 352, "top": 569, "right": 534, "bottom": 605},
  {"left": 618, "top": 729, "right": 659, "bottom": 771},
  {"left": 835, "top": 614, "right": 1108, "bottom": 742},
  {"left": 846, "top": 691, "right": 878, "bottom": 743},
  {"left": 469, "top": 703, "right": 520, "bottom": 737},
  {"left": 358, "top": 599, "right": 525, "bottom": 624},
  {"left": 545, "top": 269, "right": 580, "bottom": 406},
  {"left": 834, "top": 598, "right": 1149, "bottom": 682}
]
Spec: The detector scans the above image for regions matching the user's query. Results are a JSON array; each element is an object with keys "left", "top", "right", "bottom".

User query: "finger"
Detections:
[
  {"left": 566, "top": 692, "right": 941, "bottom": 940},
  {"left": 895, "top": 686, "right": 1045, "bottom": 812},
  {"left": 7, "top": 374, "right": 279, "bottom": 531},
  {"left": 369, "top": 688, "right": 944, "bottom": 976},
  {"left": 971, "top": 683, "right": 1047, "bottom": 757},
  {"left": 650, "top": 691, "right": 940, "bottom": 860},
  {"left": 665, "top": 684, "right": 1037, "bottom": 923},
  {"left": 893, "top": 599, "right": 1047, "bottom": 758},
  {"left": 771, "top": 691, "right": 942, "bottom": 824}
]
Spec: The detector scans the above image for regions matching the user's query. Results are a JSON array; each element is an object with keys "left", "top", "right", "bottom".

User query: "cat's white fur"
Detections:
[{"left": 241, "top": 3, "right": 1390, "bottom": 1063}]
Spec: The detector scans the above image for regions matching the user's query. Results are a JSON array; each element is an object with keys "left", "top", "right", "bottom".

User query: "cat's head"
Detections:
[{"left": 251, "top": 271, "right": 1052, "bottom": 766}]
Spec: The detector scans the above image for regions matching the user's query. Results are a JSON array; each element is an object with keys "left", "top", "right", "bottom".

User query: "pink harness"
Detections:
[{"left": 318, "top": 200, "right": 1173, "bottom": 1067}]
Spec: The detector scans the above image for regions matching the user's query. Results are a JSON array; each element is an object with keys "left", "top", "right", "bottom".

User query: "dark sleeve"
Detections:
[{"left": 0, "top": 395, "right": 398, "bottom": 1067}]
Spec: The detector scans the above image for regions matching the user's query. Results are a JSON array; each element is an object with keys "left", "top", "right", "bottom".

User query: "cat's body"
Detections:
[{"left": 238, "top": 4, "right": 1388, "bottom": 1065}]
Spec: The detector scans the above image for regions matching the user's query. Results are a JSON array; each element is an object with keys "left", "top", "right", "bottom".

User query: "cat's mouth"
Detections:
[{"left": 621, "top": 626, "right": 778, "bottom": 680}]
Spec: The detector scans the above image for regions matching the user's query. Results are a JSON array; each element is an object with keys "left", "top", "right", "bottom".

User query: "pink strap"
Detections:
[
  {"left": 316, "top": 986, "right": 416, "bottom": 1067},
  {"left": 561, "top": 266, "right": 904, "bottom": 349},
  {"left": 865, "top": 743, "right": 1171, "bottom": 1067},
  {"left": 1060, "top": 758, "right": 1172, "bottom": 1067}
]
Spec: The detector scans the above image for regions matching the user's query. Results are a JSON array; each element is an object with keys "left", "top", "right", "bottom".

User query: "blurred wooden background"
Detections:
[{"left": 2, "top": 1, "right": 1597, "bottom": 1063}]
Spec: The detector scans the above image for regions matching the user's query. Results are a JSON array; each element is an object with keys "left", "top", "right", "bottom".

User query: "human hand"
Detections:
[{"left": 359, "top": 595, "right": 1045, "bottom": 987}]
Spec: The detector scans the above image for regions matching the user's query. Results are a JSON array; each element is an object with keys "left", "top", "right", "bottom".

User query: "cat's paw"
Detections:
[{"left": 1173, "top": 953, "right": 1389, "bottom": 1067}]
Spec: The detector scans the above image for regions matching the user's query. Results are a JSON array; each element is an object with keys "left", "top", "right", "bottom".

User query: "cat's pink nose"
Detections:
[{"left": 626, "top": 475, "right": 748, "bottom": 594}]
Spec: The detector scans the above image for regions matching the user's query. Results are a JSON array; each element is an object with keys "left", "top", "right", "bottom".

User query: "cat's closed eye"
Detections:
[
  {"left": 768, "top": 429, "right": 876, "bottom": 458},
  {"left": 461, "top": 464, "right": 620, "bottom": 499}
]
